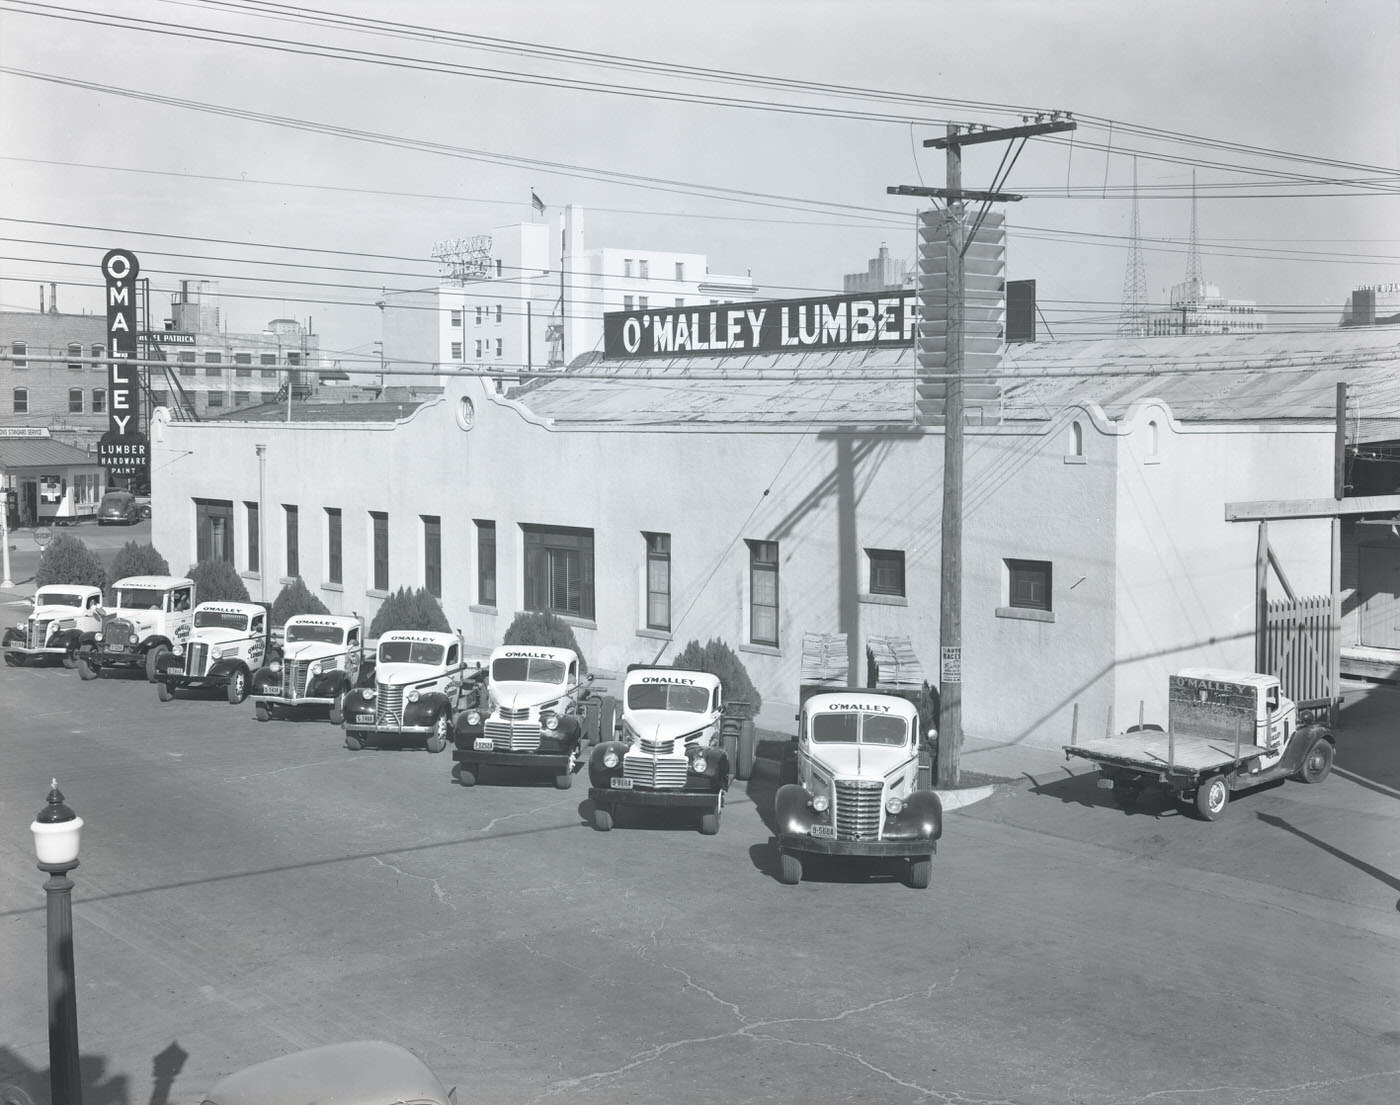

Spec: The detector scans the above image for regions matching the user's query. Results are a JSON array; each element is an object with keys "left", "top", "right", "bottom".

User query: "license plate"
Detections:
[
  {"left": 354, "top": 714, "right": 373, "bottom": 724},
  {"left": 1096, "top": 777, "right": 1115, "bottom": 790},
  {"left": 473, "top": 738, "right": 494, "bottom": 751},
  {"left": 609, "top": 777, "right": 634, "bottom": 789},
  {"left": 810, "top": 823, "right": 836, "bottom": 839}
]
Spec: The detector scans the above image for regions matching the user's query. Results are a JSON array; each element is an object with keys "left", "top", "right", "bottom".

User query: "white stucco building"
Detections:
[{"left": 145, "top": 298, "right": 1399, "bottom": 745}]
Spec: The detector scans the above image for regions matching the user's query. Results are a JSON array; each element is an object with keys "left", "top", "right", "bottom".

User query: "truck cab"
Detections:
[
  {"left": 250, "top": 614, "right": 367, "bottom": 723},
  {"left": 152, "top": 601, "right": 272, "bottom": 704},
  {"left": 452, "top": 644, "right": 610, "bottom": 790},
  {"left": 76, "top": 575, "right": 196, "bottom": 682},
  {"left": 587, "top": 666, "right": 725, "bottom": 833},
  {"left": 3, "top": 584, "right": 104, "bottom": 667},
  {"left": 341, "top": 630, "right": 479, "bottom": 753},
  {"left": 774, "top": 689, "right": 943, "bottom": 888}
]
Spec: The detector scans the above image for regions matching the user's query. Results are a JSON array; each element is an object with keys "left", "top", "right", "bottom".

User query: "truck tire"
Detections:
[
  {"left": 593, "top": 805, "right": 613, "bottom": 832},
  {"left": 1112, "top": 779, "right": 1144, "bottom": 809},
  {"left": 721, "top": 733, "right": 739, "bottom": 779},
  {"left": 907, "top": 856, "right": 933, "bottom": 889},
  {"left": 76, "top": 646, "right": 98, "bottom": 680},
  {"left": 328, "top": 687, "right": 347, "bottom": 726},
  {"left": 1195, "top": 776, "right": 1229, "bottom": 821},
  {"left": 344, "top": 730, "right": 366, "bottom": 751},
  {"left": 255, "top": 703, "right": 273, "bottom": 723},
  {"left": 4, "top": 652, "right": 23, "bottom": 667},
  {"left": 736, "top": 720, "right": 757, "bottom": 780},
  {"left": 62, "top": 650, "right": 78, "bottom": 670},
  {"left": 156, "top": 680, "right": 175, "bottom": 703},
  {"left": 778, "top": 849, "right": 803, "bottom": 886},
  {"left": 699, "top": 809, "right": 721, "bottom": 835},
  {"left": 599, "top": 696, "right": 618, "bottom": 743},
  {"left": 453, "top": 762, "right": 477, "bottom": 787},
  {"left": 226, "top": 666, "right": 250, "bottom": 705},
  {"left": 1296, "top": 738, "right": 1334, "bottom": 784},
  {"left": 426, "top": 712, "right": 450, "bottom": 754},
  {"left": 145, "top": 644, "right": 169, "bottom": 683}
]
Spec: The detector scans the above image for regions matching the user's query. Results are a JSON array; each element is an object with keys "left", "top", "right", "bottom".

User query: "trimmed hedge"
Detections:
[
  {"left": 502, "top": 610, "right": 587, "bottom": 672},
  {"left": 186, "top": 559, "right": 251, "bottom": 605},
  {"left": 271, "top": 576, "right": 331, "bottom": 625},
  {"left": 672, "top": 638, "right": 762, "bottom": 714},
  {"left": 368, "top": 586, "right": 450, "bottom": 637},
  {"left": 34, "top": 533, "right": 106, "bottom": 591},
  {"left": 107, "top": 542, "right": 171, "bottom": 599}
]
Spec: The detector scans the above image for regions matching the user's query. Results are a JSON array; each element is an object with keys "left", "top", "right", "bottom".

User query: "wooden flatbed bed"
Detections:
[{"left": 1065, "top": 732, "right": 1267, "bottom": 778}]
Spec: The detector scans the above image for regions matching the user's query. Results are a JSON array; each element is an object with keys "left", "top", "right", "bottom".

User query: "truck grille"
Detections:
[
  {"left": 834, "top": 780, "right": 884, "bottom": 841},
  {"left": 639, "top": 737, "right": 677, "bottom": 756},
  {"left": 376, "top": 683, "right": 404, "bottom": 726},
  {"left": 27, "top": 619, "right": 51, "bottom": 649},
  {"left": 107, "top": 618, "right": 135, "bottom": 652},
  {"left": 288, "top": 659, "right": 311, "bottom": 698},
  {"left": 484, "top": 719, "right": 541, "bottom": 751},
  {"left": 184, "top": 643, "right": 209, "bottom": 677},
  {"left": 623, "top": 752, "right": 687, "bottom": 789},
  {"left": 499, "top": 705, "right": 532, "bottom": 721}
]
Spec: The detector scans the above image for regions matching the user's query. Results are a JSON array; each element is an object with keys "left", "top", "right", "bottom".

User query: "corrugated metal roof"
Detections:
[
  {"left": 0, "top": 438, "right": 99, "bottom": 468},
  {"left": 511, "top": 327, "right": 1400, "bottom": 436}
]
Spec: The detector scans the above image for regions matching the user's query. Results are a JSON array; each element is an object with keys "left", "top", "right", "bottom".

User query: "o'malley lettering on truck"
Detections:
[{"left": 1168, "top": 674, "right": 1270, "bottom": 743}]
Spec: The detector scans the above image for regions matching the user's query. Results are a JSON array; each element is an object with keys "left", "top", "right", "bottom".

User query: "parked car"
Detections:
[
  {"left": 96, "top": 490, "right": 143, "bottom": 525},
  {"left": 201, "top": 1040, "right": 455, "bottom": 1105}
]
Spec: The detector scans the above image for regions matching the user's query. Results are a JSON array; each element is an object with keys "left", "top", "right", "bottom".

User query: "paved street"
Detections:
[{"left": 1, "top": 656, "right": 1396, "bottom": 1105}]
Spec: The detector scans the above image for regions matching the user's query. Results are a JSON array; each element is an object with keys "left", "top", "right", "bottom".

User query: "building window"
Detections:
[
  {"left": 150, "top": 389, "right": 167, "bottom": 407},
  {"left": 639, "top": 259, "right": 649, "bottom": 279},
  {"left": 866, "top": 548, "right": 906, "bottom": 598},
  {"left": 260, "top": 353, "right": 276, "bottom": 366},
  {"left": 475, "top": 519, "right": 496, "bottom": 607},
  {"left": 495, "top": 259, "right": 502, "bottom": 277},
  {"left": 235, "top": 353, "right": 253, "bottom": 377},
  {"left": 178, "top": 351, "right": 195, "bottom": 376},
  {"left": 675, "top": 262, "right": 685, "bottom": 281},
  {"left": 522, "top": 524, "right": 594, "bottom": 620},
  {"left": 1069, "top": 420, "right": 1084, "bottom": 457},
  {"left": 370, "top": 511, "right": 389, "bottom": 592},
  {"left": 286, "top": 352, "right": 301, "bottom": 367},
  {"left": 326, "top": 507, "right": 342, "bottom": 584},
  {"left": 675, "top": 298, "right": 685, "bottom": 308},
  {"left": 67, "top": 388, "right": 82, "bottom": 414},
  {"left": 747, "top": 540, "right": 779, "bottom": 647},
  {"left": 1006, "top": 559, "right": 1052, "bottom": 612},
  {"left": 195, "top": 498, "right": 235, "bottom": 564},
  {"left": 13, "top": 387, "right": 28, "bottom": 413},
  {"left": 495, "top": 305, "right": 502, "bottom": 323},
  {"left": 90, "top": 344, "right": 104, "bottom": 362},
  {"left": 10, "top": 341, "right": 26, "bottom": 368},
  {"left": 208, "top": 392, "right": 225, "bottom": 408},
  {"left": 475, "top": 306, "right": 483, "bottom": 324},
  {"left": 1147, "top": 419, "right": 1160, "bottom": 458},
  {"left": 67, "top": 343, "right": 83, "bottom": 371},
  {"left": 284, "top": 504, "right": 299, "bottom": 578},
  {"left": 475, "top": 340, "right": 482, "bottom": 358},
  {"left": 245, "top": 501, "right": 260, "bottom": 573},
  {"left": 422, "top": 515, "right": 442, "bottom": 597},
  {"left": 451, "top": 309, "right": 462, "bottom": 327},
  {"left": 623, "top": 295, "right": 634, "bottom": 311},
  {"left": 91, "top": 388, "right": 105, "bottom": 413},
  {"left": 644, "top": 532, "right": 670, "bottom": 631},
  {"left": 495, "top": 338, "right": 502, "bottom": 357},
  {"left": 623, "top": 258, "right": 633, "bottom": 277},
  {"left": 233, "top": 390, "right": 250, "bottom": 405},
  {"left": 639, "top": 296, "right": 648, "bottom": 310},
  {"left": 451, "top": 341, "right": 463, "bottom": 360},
  {"left": 258, "top": 391, "right": 274, "bottom": 404}
]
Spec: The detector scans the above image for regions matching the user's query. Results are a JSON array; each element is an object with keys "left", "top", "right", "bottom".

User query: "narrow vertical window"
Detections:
[
  {"left": 748, "top": 540, "right": 779, "bottom": 647},
  {"left": 645, "top": 532, "right": 671, "bottom": 631},
  {"left": 245, "top": 501, "right": 260, "bottom": 573},
  {"left": 866, "top": 548, "right": 906, "bottom": 598},
  {"left": 284, "top": 505, "right": 299, "bottom": 578},
  {"left": 91, "top": 389, "right": 106, "bottom": 413},
  {"left": 326, "top": 507, "right": 342, "bottom": 584},
  {"left": 422, "top": 514, "right": 442, "bottom": 598},
  {"left": 475, "top": 519, "right": 496, "bottom": 606},
  {"left": 67, "top": 343, "right": 83, "bottom": 371},
  {"left": 68, "top": 388, "right": 83, "bottom": 413},
  {"left": 370, "top": 511, "right": 389, "bottom": 592}
]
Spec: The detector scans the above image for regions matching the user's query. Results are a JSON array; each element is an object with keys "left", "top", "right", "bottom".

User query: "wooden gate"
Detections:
[{"left": 1264, "top": 594, "right": 1333, "bottom": 708}]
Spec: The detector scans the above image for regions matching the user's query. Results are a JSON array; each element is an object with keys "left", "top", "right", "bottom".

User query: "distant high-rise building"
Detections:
[
  {"left": 844, "top": 243, "right": 907, "bottom": 293},
  {"left": 1340, "top": 282, "right": 1400, "bottom": 327}
]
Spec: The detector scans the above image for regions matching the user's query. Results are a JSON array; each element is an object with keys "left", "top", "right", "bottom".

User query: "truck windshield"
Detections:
[
  {"left": 194, "top": 611, "right": 250, "bottom": 631},
  {"left": 811, "top": 712, "right": 909, "bottom": 746},
  {"left": 286, "top": 624, "right": 345, "bottom": 645},
  {"left": 627, "top": 683, "right": 710, "bottom": 713},
  {"left": 36, "top": 592, "right": 83, "bottom": 607},
  {"left": 492, "top": 657, "right": 566, "bottom": 683},
  {"left": 380, "top": 641, "right": 445, "bottom": 665},
  {"left": 114, "top": 588, "right": 165, "bottom": 610}
]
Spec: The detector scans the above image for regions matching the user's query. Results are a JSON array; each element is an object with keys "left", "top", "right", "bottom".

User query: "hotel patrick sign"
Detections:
[
  {"left": 98, "top": 249, "right": 149, "bottom": 479},
  {"left": 602, "top": 290, "right": 918, "bottom": 359}
]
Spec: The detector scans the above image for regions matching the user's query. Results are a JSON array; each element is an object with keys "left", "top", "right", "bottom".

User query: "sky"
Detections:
[{"left": 1, "top": 0, "right": 1397, "bottom": 371}]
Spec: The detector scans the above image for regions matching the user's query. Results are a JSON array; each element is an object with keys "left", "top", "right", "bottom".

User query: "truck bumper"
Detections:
[
  {"left": 778, "top": 832, "right": 936, "bottom": 858},
  {"left": 454, "top": 748, "right": 572, "bottom": 771},
  {"left": 252, "top": 694, "right": 335, "bottom": 709},
  {"left": 588, "top": 785, "right": 719, "bottom": 809},
  {"left": 3, "top": 646, "right": 67, "bottom": 659}
]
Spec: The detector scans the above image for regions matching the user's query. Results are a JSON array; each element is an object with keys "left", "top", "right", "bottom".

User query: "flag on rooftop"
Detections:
[{"left": 531, "top": 191, "right": 545, "bottom": 214}]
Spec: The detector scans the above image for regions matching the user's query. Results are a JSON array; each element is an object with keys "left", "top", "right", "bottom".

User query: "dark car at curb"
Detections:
[{"left": 97, "top": 490, "right": 143, "bottom": 525}]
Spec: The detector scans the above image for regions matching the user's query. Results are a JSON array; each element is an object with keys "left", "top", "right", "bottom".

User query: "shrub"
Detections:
[
  {"left": 186, "top": 558, "right": 251, "bottom": 605},
  {"left": 368, "top": 586, "right": 449, "bottom": 637},
  {"left": 107, "top": 542, "right": 171, "bottom": 597},
  {"left": 672, "top": 638, "right": 762, "bottom": 714},
  {"left": 502, "top": 610, "right": 587, "bottom": 672},
  {"left": 271, "top": 576, "right": 331, "bottom": 625},
  {"left": 34, "top": 533, "right": 106, "bottom": 591}
]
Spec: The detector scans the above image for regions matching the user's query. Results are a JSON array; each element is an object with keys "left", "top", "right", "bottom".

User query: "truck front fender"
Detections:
[
  {"left": 884, "top": 789, "right": 943, "bottom": 842},
  {"left": 587, "top": 741, "right": 630, "bottom": 787},
  {"left": 775, "top": 783, "right": 817, "bottom": 836},
  {"left": 1278, "top": 725, "right": 1334, "bottom": 775},
  {"left": 405, "top": 691, "right": 451, "bottom": 727},
  {"left": 153, "top": 649, "right": 184, "bottom": 676}
]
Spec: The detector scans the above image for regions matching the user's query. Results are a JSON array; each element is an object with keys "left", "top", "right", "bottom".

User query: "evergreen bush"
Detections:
[
  {"left": 271, "top": 576, "right": 331, "bottom": 625},
  {"left": 368, "top": 586, "right": 450, "bottom": 637},
  {"left": 107, "top": 542, "right": 171, "bottom": 598},
  {"left": 672, "top": 638, "right": 762, "bottom": 714},
  {"left": 186, "top": 559, "right": 251, "bottom": 605},
  {"left": 34, "top": 533, "right": 106, "bottom": 591},
  {"left": 502, "top": 610, "right": 587, "bottom": 672}
]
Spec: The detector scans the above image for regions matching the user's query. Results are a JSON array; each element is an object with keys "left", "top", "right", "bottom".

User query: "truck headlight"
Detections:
[
  {"left": 128, "top": 633, "right": 139, "bottom": 645},
  {"left": 172, "top": 644, "right": 184, "bottom": 656},
  {"left": 407, "top": 689, "right": 420, "bottom": 703},
  {"left": 603, "top": 750, "right": 620, "bottom": 769},
  {"left": 812, "top": 794, "right": 830, "bottom": 813},
  {"left": 544, "top": 714, "right": 559, "bottom": 731},
  {"left": 465, "top": 710, "right": 481, "bottom": 726},
  {"left": 885, "top": 795, "right": 905, "bottom": 815},
  {"left": 692, "top": 754, "right": 708, "bottom": 774},
  {"left": 269, "top": 659, "right": 282, "bottom": 674},
  {"left": 94, "top": 631, "right": 104, "bottom": 642}
]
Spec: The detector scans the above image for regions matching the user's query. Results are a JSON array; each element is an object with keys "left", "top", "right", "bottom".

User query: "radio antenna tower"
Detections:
[
  {"left": 1118, "top": 157, "right": 1148, "bottom": 337},
  {"left": 1184, "top": 169, "right": 1204, "bottom": 291}
]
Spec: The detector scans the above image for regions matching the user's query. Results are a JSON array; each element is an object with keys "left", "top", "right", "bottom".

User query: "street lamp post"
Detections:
[{"left": 31, "top": 780, "right": 84, "bottom": 1105}]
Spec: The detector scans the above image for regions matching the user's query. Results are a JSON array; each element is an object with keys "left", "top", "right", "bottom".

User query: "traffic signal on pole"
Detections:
[{"left": 915, "top": 209, "right": 1006, "bottom": 425}]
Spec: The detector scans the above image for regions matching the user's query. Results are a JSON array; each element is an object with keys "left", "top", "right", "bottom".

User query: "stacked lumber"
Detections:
[
  {"left": 867, "top": 635, "right": 925, "bottom": 688},
  {"left": 800, "top": 632, "right": 849, "bottom": 686}
]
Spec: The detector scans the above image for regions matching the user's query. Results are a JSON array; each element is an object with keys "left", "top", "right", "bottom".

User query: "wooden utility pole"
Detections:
[{"left": 889, "top": 114, "right": 1075, "bottom": 786}]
